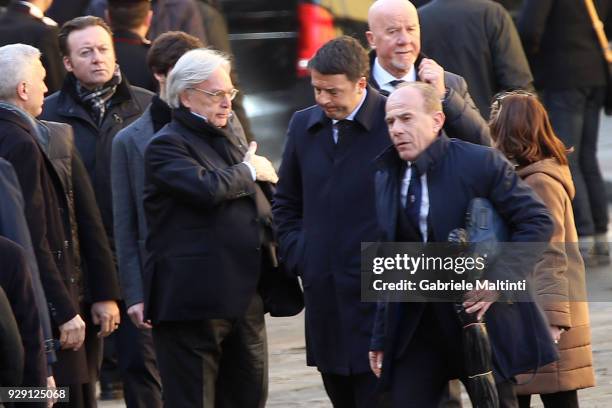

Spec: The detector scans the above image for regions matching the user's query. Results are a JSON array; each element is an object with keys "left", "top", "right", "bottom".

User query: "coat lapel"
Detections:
[{"left": 132, "top": 108, "right": 154, "bottom": 156}]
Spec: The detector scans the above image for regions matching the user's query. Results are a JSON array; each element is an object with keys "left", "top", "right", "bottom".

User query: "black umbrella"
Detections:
[
  {"left": 454, "top": 303, "right": 499, "bottom": 408},
  {"left": 448, "top": 227, "right": 499, "bottom": 408}
]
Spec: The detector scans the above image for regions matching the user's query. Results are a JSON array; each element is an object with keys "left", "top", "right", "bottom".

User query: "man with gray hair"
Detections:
[
  {"left": 0, "top": 42, "right": 87, "bottom": 387},
  {"left": 143, "top": 48, "right": 281, "bottom": 407},
  {"left": 0, "top": 43, "right": 121, "bottom": 408}
]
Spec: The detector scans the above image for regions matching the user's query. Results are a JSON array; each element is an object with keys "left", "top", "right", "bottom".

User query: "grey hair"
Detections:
[
  {"left": 166, "top": 48, "right": 231, "bottom": 109},
  {"left": 0, "top": 44, "right": 41, "bottom": 102}
]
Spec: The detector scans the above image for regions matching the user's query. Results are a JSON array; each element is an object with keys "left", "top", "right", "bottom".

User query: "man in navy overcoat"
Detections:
[
  {"left": 273, "top": 36, "right": 391, "bottom": 407},
  {"left": 368, "top": 82, "right": 557, "bottom": 407}
]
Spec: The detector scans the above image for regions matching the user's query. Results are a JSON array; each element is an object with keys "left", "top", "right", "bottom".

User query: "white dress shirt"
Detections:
[{"left": 372, "top": 58, "right": 417, "bottom": 95}]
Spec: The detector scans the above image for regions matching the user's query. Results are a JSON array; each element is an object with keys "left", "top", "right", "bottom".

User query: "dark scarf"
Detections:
[
  {"left": 75, "top": 66, "right": 122, "bottom": 125},
  {"left": 173, "top": 106, "right": 274, "bottom": 236},
  {"left": 150, "top": 94, "right": 172, "bottom": 133},
  {"left": 173, "top": 105, "right": 245, "bottom": 164}
]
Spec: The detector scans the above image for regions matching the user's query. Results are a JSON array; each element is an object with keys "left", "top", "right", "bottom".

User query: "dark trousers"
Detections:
[
  {"left": 101, "top": 301, "right": 163, "bottom": 408},
  {"left": 390, "top": 304, "right": 518, "bottom": 408},
  {"left": 320, "top": 371, "right": 384, "bottom": 408},
  {"left": 543, "top": 86, "right": 609, "bottom": 236},
  {"left": 152, "top": 294, "right": 268, "bottom": 408},
  {"left": 518, "top": 390, "right": 579, "bottom": 408}
]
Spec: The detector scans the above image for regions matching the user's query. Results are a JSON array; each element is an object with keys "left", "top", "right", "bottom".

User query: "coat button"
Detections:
[{"left": 70, "top": 277, "right": 76, "bottom": 284}]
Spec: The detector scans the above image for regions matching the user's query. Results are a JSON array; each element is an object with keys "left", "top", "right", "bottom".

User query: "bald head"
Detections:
[
  {"left": 366, "top": 0, "right": 420, "bottom": 78},
  {"left": 368, "top": 0, "right": 417, "bottom": 30}
]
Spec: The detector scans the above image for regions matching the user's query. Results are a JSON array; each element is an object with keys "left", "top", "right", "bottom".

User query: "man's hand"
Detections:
[
  {"left": 243, "top": 141, "right": 279, "bottom": 184},
  {"left": 463, "top": 286, "right": 499, "bottom": 321},
  {"left": 127, "top": 302, "right": 152, "bottom": 330},
  {"left": 369, "top": 351, "right": 384, "bottom": 378},
  {"left": 47, "top": 376, "right": 57, "bottom": 407},
  {"left": 58, "top": 314, "right": 85, "bottom": 351},
  {"left": 418, "top": 58, "right": 446, "bottom": 99},
  {"left": 91, "top": 300, "right": 120, "bottom": 338}
]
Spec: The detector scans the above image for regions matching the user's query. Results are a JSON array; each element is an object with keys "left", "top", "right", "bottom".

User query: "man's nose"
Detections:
[
  {"left": 397, "top": 29, "right": 409, "bottom": 45},
  {"left": 316, "top": 92, "right": 330, "bottom": 106},
  {"left": 91, "top": 49, "right": 102, "bottom": 62},
  {"left": 220, "top": 96, "right": 231, "bottom": 108}
]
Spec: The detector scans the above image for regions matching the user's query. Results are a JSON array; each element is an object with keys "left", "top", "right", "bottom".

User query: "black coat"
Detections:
[
  {"left": 518, "top": 0, "right": 611, "bottom": 90},
  {"left": 273, "top": 88, "right": 392, "bottom": 375},
  {"left": 113, "top": 30, "right": 156, "bottom": 93},
  {"left": 0, "top": 104, "right": 78, "bottom": 327},
  {"left": 419, "top": 0, "right": 534, "bottom": 119},
  {"left": 0, "top": 2, "right": 65, "bottom": 94},
  {"left": 368, "top": 52, "right": 492, "bottom": 146},
  {"left": 0, "top": 284, "right": 22, "bottom": 387},
  {"left": 0, "top": 236, "right": 46, "bottom": 388},
  {"left": 143, "top": 108, "right": 274, "bottom": 322},
  {"left": 0, "top": 105, "right": 106, "bottom": 385},
  {"left": 40, "top": 74, "right": 153, "bottom": 254},
  {"left": 0, "top": 158, "right": 56, "bottom": 368}
]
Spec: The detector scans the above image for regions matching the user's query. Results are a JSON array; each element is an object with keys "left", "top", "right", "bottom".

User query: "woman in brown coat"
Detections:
[{"left": 489, "top": 91, "right": 595, "bottom": 408}]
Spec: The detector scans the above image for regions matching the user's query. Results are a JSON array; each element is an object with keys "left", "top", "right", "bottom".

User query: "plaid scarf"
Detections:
[{"left": 75, "top": 66, "right": 122, "bottom": 125}]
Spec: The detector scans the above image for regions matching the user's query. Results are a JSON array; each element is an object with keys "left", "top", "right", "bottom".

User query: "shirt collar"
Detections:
[
  {"left": 373, "top": 57, "right": 416, "bottom": 87},
  {"left": 331, "top": 89, "right": 368, "bottom": 125}
]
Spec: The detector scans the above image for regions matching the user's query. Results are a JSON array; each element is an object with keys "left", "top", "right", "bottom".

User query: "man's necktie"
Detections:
[
  {"left": 389, "top": 79, "right": 406, "bottom": 89},
  {"left": 405, "top": 163, "right": 422, "bottom": 233},
  {"left": 335, "top": 119, "right": 352, "bottom": 149}
]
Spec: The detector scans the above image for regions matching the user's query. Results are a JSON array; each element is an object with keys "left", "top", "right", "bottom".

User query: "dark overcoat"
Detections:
[
  {"left": 419, "top": 0, "right": 534, "bottom": 118},
  {"left": 370, "top": 135, "right": 558, "bottom": 386},
  {"left": 273, "top": 87, "right": 392, "bottom": 375},
  {"left": 143, "top": 107, "right": 277, "bottom": 322},
  {"left": 40, "top": 74, "right": 153, "bottom": 253},
  {"left": 0, "top": 105, "right": 90, "bottom": 384}
]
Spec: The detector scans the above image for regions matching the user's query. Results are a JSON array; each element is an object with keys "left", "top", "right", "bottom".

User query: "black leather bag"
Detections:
[{"left": 259, "top": 245, "right": 304, "bottom": 317}]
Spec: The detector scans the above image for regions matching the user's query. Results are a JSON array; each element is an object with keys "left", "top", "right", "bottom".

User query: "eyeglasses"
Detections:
[
  {"left": 490, "top": 89, "right": 536, "bottom": 120},
  {"left": 190, "top": 87, "right": 239, "bottom": 102}
]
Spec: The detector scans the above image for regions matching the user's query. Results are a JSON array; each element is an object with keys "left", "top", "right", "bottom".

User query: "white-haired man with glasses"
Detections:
[{"left": 142, "top": 48, "right": 280, "bottom": 407}]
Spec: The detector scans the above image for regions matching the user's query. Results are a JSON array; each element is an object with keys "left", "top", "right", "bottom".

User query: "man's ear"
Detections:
[
  {"left": 62, "top": 55, "right": 73, "bottom": 72},
  {"left": 15, "top": 81, "right": 28, "bottom": 102},
  {"left": 366, "top": 30, "right": 376, "bottom": 48},
  {"left": 179, "top": 91, "right": 191, "bottom": 109},
  {"left": 357, "top": 76, "right": 367, "bottom": 93},
  {"left": 432, "top": 111, "right": 445, "bottom": 134}
]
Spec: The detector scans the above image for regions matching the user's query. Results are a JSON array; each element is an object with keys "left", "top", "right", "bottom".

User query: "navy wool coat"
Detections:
[{"left": 273, "top": 87, "right": 392, "bottom": 375}]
